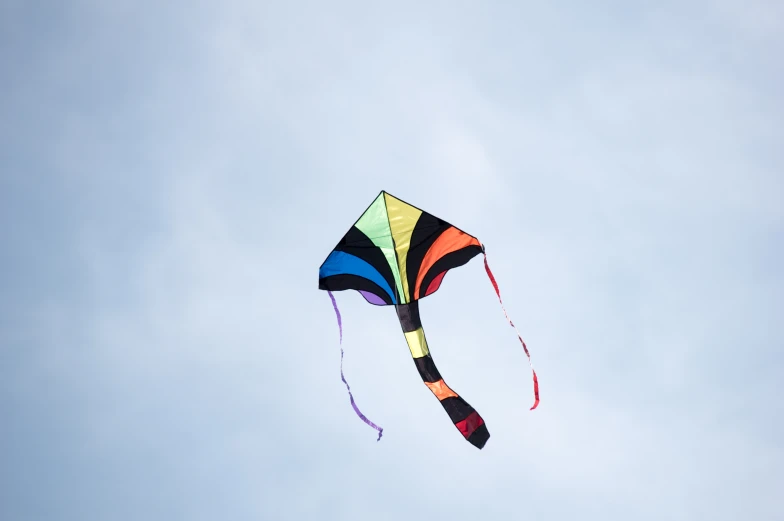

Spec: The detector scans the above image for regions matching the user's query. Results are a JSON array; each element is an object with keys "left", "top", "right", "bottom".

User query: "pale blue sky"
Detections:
[{"left": 1, "top": 1, "right": 782, "bottom": 520}]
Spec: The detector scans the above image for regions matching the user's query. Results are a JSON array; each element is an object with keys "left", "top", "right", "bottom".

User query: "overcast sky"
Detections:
[{"left": 1, "top": 1, "right": 782, "bottom": 520}]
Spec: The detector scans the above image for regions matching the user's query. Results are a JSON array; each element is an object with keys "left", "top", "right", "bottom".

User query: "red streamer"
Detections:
[{"left": 483, "top": 252, "right": 540, "bottom": 410}]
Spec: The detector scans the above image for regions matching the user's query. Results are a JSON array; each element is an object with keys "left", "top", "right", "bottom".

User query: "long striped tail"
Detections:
[{"left": 395, "top": 301, "right": 490, "bottom": 449}]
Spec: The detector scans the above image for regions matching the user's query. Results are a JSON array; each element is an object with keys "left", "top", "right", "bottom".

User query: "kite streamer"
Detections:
[
  {"left": 328, "top": 290, "right": 343, "bottom": 343},
  {"left": 329, "top": 291, "right": 383, "bottom": 441},
  {"left": 483, "top": 254, "right": 540, "bottom": 410}
]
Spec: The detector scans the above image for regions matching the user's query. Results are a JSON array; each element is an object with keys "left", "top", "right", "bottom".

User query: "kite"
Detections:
[{"left": 318, "top": 190, "right": 538, "bottom": 449}]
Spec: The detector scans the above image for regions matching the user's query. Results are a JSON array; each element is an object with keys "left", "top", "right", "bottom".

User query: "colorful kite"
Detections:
[{"left": 318, "top": 191, "right": 538, "bottom": 449}]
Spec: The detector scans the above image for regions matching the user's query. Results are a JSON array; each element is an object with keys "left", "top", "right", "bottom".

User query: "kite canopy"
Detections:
[{"left": 318, "top": 191, "right": 484, "bottom": 305}]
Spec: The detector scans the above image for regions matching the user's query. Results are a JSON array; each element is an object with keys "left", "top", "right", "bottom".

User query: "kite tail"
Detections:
[
  {"left": 396, "top": 301, "right": 490, "bottom": 449},
  {"left": 328, "top": 291, "right": 384, "bottom": 441},
  {"left": 482, "top": 252, "right": 540, "bottom": 411}
]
